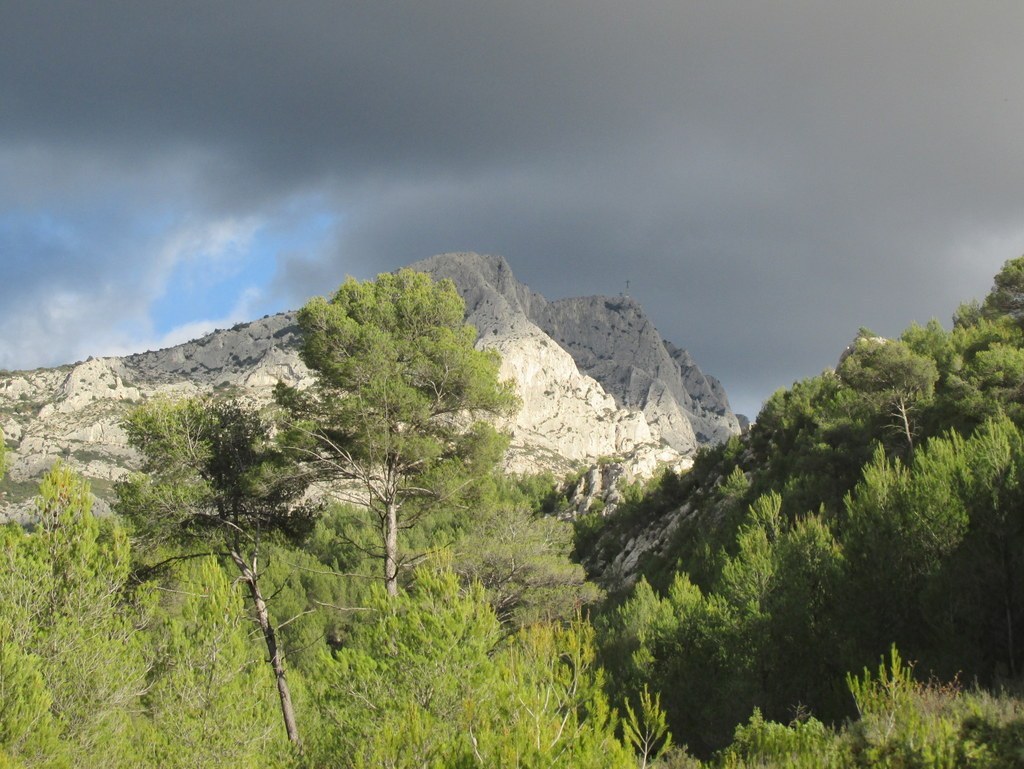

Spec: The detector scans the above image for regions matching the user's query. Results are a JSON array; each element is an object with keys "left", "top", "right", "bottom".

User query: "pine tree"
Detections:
[
  {"left": 278, "top": 269, "right": 518, "bottom": 597},
  {"left": 144, "top": 558, "right": 289, "bottom": 767},
  {"left": 0, "top": 463, "right": 152, "bottom": 767},
  {"left": 117, "top": 397, "right": 315, "bottom": 746}
]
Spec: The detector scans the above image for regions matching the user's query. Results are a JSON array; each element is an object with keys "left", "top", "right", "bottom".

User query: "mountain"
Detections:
[
  {"left": 411, "top": 253, "right": 740, "bottom": 450},
  {"left": 0, "top": 253, "right": 739, "bottom": 521}
]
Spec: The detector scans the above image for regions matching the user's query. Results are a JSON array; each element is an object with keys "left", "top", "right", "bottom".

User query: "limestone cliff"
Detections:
[{"left": 411, "top": 253, "right": 740, "bottom": 454}]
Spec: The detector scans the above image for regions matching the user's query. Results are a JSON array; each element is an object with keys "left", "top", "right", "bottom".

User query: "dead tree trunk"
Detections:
[
  {"left": 230, "top": 550, "right": 301, "bottom": 747},
  {"left": 893, "top": 394, "right": 915, "bottom": 455},
  {"left": 384, "top": 501, "right": 399, "bottom": 597}
]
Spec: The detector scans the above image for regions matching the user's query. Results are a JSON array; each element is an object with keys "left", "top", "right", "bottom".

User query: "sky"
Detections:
[{"left": 2, "top": 2, "right": 1023, "bottom": 419}]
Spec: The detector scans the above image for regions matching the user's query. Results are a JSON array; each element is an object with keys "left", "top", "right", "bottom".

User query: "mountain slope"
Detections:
[{"left": 1, "top": 253, "right": 739, "bottom": 519}]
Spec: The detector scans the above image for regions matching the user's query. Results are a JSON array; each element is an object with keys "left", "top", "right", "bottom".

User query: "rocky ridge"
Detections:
[{"left": 1, "top": 253, "right": 739, "bottom": 521}]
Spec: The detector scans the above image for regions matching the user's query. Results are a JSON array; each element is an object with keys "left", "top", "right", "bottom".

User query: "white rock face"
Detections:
[
  {"left": 493, "top": 327, "right": 665, "bottom": 474},
  {"left": 412, "top": 253, "right": 741, "bottom": 454},
  {"left": 238, "top": 347, "right": 310, "bottom": 390},
  {"left": 38, "top": 358, "right": 141, "bottom": 416},
  {"left": 0, "top": 315, "right": 309, "bottom": 517},
  {"left": 1, "top": 377, "right": 34, "bottom": 399}
]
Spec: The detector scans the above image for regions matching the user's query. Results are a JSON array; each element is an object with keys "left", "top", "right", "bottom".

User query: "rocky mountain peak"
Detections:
[
  {"left": 411, "top": 252, "right": 740, "bottom": 453},
  {"left": 409, "top": 252, "right": 542, "bottom": 337}
]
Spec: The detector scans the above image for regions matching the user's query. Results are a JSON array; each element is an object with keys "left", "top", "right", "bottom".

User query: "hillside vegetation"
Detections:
[
  {"left": 587, "top": 255, "right": 1024, "bottom": 764},
  {"left": 5, "top": 259, "right": 1024, "bottom": 767}
]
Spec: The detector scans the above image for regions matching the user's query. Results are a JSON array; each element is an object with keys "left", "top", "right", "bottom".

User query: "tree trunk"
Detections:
[
  {"left": 895, "top": 395, "right": 914, "bottom": 454},
  {"left": 230, "top": 551, "right": 301, "bottom": 746},
  {"left": 1002, "top": 542, "right": 1017, "bottom": 678},
  {"left": 385, "top": 501, "right": 399, "bottom": 597}
]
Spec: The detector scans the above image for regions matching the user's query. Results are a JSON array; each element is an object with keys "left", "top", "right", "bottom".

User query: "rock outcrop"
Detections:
[
  {"left": 122, "top": 313, "right": 308, "bottom": 388},
  {"left": 0, "top": 314, "right": 309, "bottom": 521}
]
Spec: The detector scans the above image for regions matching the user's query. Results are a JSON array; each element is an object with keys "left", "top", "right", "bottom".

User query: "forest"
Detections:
[{"left": 6, "top": 260, "right": 1024, "bottom": 767}]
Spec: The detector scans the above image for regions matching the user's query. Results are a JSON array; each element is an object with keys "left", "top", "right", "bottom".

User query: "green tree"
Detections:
[
  {"left": 622, "top": 685, "right": 674, "bottom": 769},
  {"left": 599, "top": 570, "right": 748, "bottom": 756},
  {"left": 454, "top": 500, "right": 601, "bottom": 628},
  {"left": 312, "top": 565, "right": 633, "bottom": 768},
  {"left": 143, "top": 558, "right": 290, "bottom": 767},
  {"left": 762, "top": 513, "right": 845, "bottom": 717},
  {"left": 744, "top": 373, "right": 873, "bottom": 524},
  {"left": 600, "top": 494, "right": 846, "bottom": 756},
  {"left": 838, "top": 333, "right": 938, "bottom": 453},
  {"left": 940, "top": 417, "right": 1024, "bottom": 679},
  {"left": 946, "top": 320, "right": 1024, "bottom": 428},
  {"left": 0, "top": 463, "right": 152, "bottom": 767},
  {"left": 839, "top": 419, "right": 1024, "bottom": 681},
  {"left": 0, "top": 640, "right": 65, "bottom": 768},
  {"left": 278, "top": 269, "right": 518, "bottom": 597},
  {"left": 482, "top": 619, "right": 634, "bottom": 768},
  {"left": 841, "top": 440, "right": 963, "bottom": 673},
  {"left": 718, "top": 708, "right": 843, "bottom": 769},
  {"left": 117, "top": 397, "right": 315, "bottom": 746},
  {"left": 982, "top": 255, "right": 1024, "bottom": 325},
  {"left": 312, "top": 567, "right": 503, "bottom": 766},
  {"left": 596, "top": 577, "right": 685, "bottom": 716}
]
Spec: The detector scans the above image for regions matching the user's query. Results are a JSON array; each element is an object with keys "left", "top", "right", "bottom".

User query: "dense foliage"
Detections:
[
  {"left": 1, "top": 461, "right": 621, "bottom": 767},
  {"left": 8, "top": 260, "right": 1024, "bottom": 766},
  {"left": 277, "top": 269, "right": 518, "bottom": 597},
  {"left": 116, "top": 397, "right": 317, "bottom": 744},
  {"left": 588, "top": 255, "right": 1024, "bottom": 762}
]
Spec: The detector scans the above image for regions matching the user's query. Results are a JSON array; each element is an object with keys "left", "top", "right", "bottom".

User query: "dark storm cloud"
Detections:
[
  {"left": 2, "top": 1, "right": 665, "bottom": 187},
  {"left": 2, "top": 1, "right": 1024, "bottom": 416}
]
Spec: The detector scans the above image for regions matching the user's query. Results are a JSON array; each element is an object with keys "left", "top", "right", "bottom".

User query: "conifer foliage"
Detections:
[
  {"left": 1, "top": 464, "right": 151, "bottom": 767},
  {"left": 117, "top": 397, "right": 315, "bottom": 746},
  {"left": 278, "top": 269, "right": 518, "bottom": 596},
  {"left": 594, "top": 255, "right": 1024, "bottom": 762}
]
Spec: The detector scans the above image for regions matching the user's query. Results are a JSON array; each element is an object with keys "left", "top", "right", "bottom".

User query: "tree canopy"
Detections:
[
  {"left": 278, "top": 269, "right": 518, "bottom": 595},
  {"left": 17, "top": 256, "right": 1024, "bottom": 766},
  {"left": 116, "top": 396, "right": 315, "bottom": 746},
  {"left": 982, "top": 254, "right": 1024, "bottom": 324},
  {"left": 837, "top": 332, "right": 938, "bottom": 451}
]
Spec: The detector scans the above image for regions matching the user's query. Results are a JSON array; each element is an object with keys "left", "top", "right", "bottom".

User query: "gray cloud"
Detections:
[{"left": 2, "top": 1, "right": 1023, "bottom": 417}]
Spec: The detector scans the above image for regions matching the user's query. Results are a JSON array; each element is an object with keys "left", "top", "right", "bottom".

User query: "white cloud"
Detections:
[
  {"left": 154, "top": 217, "right": 261, "bottom": 286},
  {"left": 0, "top": 216, "right": 269, "bottom": 371}
]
